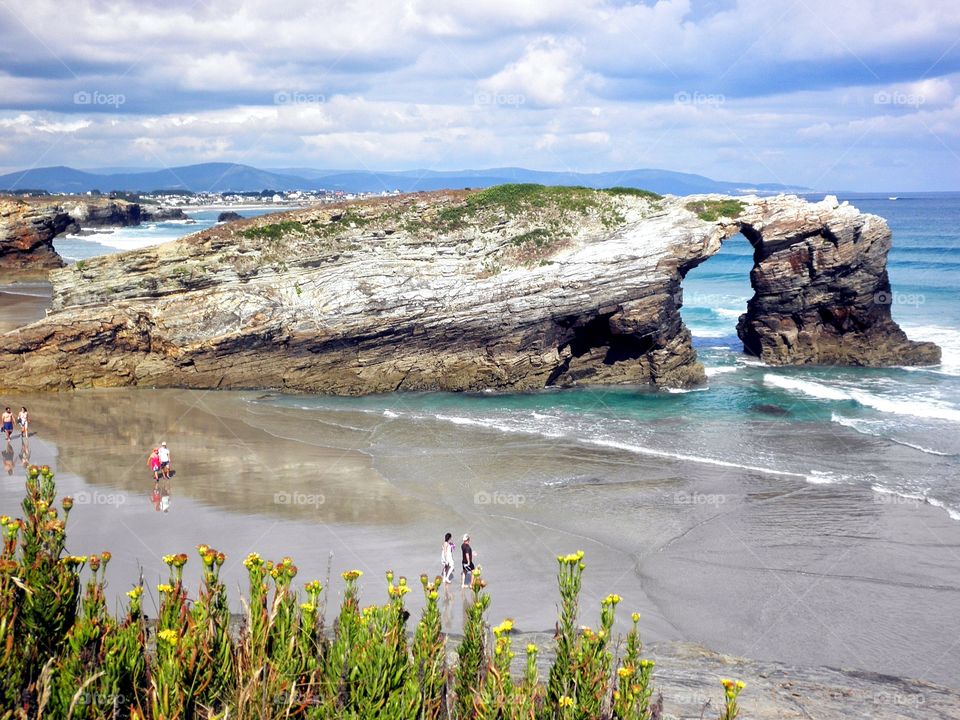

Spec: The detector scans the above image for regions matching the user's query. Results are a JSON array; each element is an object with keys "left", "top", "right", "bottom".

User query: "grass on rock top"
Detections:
[
  {"left": 238, "top": 184, "right": 665, "bottom": 248},
  {"left": 685, "top": 199, "right": 745, "bottom": 222}
]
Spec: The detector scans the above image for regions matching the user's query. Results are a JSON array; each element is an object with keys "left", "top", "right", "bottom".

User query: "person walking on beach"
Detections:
[
  {"left": 17, "top": 407, "right": 28, "bottom": 439},
  {"left": 441, "top": 532, "right": 456, "bottom": 594},
  {"left": 148, "top": 448, "right": 162, "bottom": 484},
  {"left": 157, "top": 441, "right": 171, "bottom": 480},
  {"left": 460, "top": 534, "right": 475, "bottom": 589},
  {"left": 1, "top": 408, "right": 13, "bottom": 441}
]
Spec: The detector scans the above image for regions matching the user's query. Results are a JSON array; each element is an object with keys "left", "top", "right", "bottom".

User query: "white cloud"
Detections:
[{"left": 479, "top": 37, "right": 591, "bottom": 107}]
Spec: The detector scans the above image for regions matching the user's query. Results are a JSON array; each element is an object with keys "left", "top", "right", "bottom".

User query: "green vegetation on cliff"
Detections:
[{"left": 685, "top": 199, "right": 745, "bottom": 222}]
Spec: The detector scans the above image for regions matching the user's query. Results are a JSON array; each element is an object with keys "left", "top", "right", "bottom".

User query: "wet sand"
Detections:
[
  {"left": 0, "top": 280, "right": 52, "bottom": 333},
  {"left": 0, "top": 388, "right": 957, "bottom": 692}
]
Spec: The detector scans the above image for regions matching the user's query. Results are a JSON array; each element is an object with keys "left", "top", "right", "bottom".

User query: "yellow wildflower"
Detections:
[
  {"left": 157, "top": 629, "right": 178, "bottom": 646},
  {"left": 558, "top": 696, "right": 574, "bottom": 709}
]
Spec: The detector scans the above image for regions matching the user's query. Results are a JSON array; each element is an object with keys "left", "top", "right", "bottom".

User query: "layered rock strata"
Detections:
[
  {"left": 0, "top": 187, "right": 940, "bottom": 393},
  {"left": 734, "top": 196, "right": 939, "bottom": 366}
]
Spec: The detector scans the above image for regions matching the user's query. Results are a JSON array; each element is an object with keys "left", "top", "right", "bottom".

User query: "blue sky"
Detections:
[{"left": 0, "top": 0, "right": 958, "bottom": 190}]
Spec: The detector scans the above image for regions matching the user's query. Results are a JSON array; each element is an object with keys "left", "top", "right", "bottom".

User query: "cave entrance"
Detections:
[{"left": 679, "top": 231, "right": 755, "bottom": 354}]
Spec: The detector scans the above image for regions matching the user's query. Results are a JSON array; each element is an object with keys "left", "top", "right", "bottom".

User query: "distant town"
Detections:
[{"left": 5, "top": 187, "right": 403, "bottom": 208}]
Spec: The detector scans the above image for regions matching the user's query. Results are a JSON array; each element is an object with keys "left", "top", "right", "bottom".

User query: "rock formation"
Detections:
[
  {"left": 0, "top": 196, "right": 185, "bottom": 272},
  {"left": 734, "top": 195, "right": 940, "bottom": 366},
  {"left": 217, "top": 211, "right": 244, "bottom": 223},
  {"left": 0, "top": 199, "right": 72, "bottom": 271},
  {"left": 0, "top": 186, "right": 940, "bottom": 393}
]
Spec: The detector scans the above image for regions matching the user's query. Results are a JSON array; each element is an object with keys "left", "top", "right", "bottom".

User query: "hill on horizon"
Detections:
[{"left": 0, "top": 162, "right": 811, "bottom": 196}]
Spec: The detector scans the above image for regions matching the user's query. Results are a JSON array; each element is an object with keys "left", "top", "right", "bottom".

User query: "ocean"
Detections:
[{"left": 53, "top": 207, "right": 281, "bottom": 261}]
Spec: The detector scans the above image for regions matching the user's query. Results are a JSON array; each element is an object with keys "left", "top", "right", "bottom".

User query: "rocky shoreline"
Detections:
[
  {"left": 0, "top": 195, "right": 185, "bottom": 272},
  {"left": 0, "top": 186, "right": 940, "bottom": 393}
]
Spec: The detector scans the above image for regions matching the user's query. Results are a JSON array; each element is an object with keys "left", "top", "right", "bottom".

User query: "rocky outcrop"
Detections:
[
  {"left": 61, "top": 198, "right": 186, "bottom": 229},
  {"left": 0, "top": 197, "right": 186, "bottom": 272},
  {"left": 734, "top": 195, "right": 940, "bottom": 365},
  {"left": 0, "top": 199, "right": 71, "bottom": 271},
  {"left": 217, "top": 211, "right": 244, "bottom": 223},
  {"left": 0, "top": 187, "right": 940, "bottom": 393}
]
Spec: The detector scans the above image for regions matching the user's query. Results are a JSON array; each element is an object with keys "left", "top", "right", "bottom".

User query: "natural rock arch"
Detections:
[{"left": 0, "top": 190, "right": 940, "bottom": 394}]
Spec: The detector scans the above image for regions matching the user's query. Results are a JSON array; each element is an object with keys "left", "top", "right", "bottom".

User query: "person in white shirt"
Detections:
[
  {"left": 441, "top": 532, "right": 456, "bottom": 595},
  {"left": 158, "top": 441, "right": 172, "bottom": 480}
]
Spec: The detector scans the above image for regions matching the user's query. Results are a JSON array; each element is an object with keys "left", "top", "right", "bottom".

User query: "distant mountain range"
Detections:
[{"left": 0, "top": 162, "right": 809, "bottom": 196}]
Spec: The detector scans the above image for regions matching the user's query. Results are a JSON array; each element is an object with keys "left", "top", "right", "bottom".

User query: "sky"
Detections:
[{"left": 0, "top": 0, "right": 958, "bottom": 191}]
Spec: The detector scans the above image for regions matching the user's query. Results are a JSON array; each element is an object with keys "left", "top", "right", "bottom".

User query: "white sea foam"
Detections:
[
  {"left": 713, "top": 307, "right": 743, "bottom": 319},
  {"left": 926, "top": 497, "right": 960, "bottom": 521},
  {"left": 382, "top": 409, "right": 399, "bottom": 418},
  {"left": 705, "top": 366, "right": 738, "bottom": 377},
  {"left": 900, "top": 325, "right": 960, "bottom": 376},
  {"left": 764, "top": 374, "right": 849, "bottom": 401},
  {"left": 687, "top": 326, "right": 733, "bottom": 338},
  {"left": 428, "top": 411, "right": 815, "bottom": 480},
  {"left": 831, "top": 413, "right": 953, "bottom": 455},
  {"left": 805, "top": 470, "right": 845, "bottom": 484},
  {"left": 765, "top": 374, "right": 960, "bottom": 422},
  {"left": 872, "top": 485, "right": 960, "bottom": 521},
  {"left": 583, "top": 437, "right": 810, "bottom": 480}
]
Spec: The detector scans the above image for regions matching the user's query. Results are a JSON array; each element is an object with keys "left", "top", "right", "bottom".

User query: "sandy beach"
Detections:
[{"left": 0, "top": 384, "right": 956, "bottom": 691}]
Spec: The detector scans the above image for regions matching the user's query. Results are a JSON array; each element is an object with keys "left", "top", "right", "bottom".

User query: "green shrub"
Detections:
[{"left": 685, "top": 199, "right": 745, "bottom": 222}]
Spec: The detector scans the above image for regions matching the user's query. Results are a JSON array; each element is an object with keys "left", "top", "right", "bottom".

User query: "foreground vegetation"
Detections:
[{"left": 0, "top": 465, "right": 744, "bottom": 719}]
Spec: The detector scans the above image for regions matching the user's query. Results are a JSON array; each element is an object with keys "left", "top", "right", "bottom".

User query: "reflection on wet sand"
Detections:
[{"left": 14, "top": 389, "right": 424, "bottom": 524}]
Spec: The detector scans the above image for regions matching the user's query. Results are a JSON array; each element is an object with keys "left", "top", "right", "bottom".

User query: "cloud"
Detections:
[
  {"left": 0, "top": 0, "right": 959, "bottom": 189},
  {"left": 479, "top": 37, "right": 592, "bottom": 107}
]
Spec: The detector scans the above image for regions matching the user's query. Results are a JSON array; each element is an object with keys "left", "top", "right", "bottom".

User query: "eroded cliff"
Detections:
[
  {"left": 0, "top": 186, "right": 940, "bottom": 393},
  {"left": 0, "top": 196, "right": 186, "bottom": 272}
]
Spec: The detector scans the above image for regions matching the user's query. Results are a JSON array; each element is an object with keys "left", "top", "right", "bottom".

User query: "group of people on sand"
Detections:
[
  {"left": 148, "top": 442, "right": 173, "bottom": 512},
  {"left": 148, "top": 442, "right": 172, "bottom": 484},
  {"left": 1, "top": 406, "right": 28, "bottom": 440},
  {"left": 1, "top": 406, "right": 30, "bottom": 476},
  {"left": 440, "top": 532, "right": 477, "bottom": 593}
]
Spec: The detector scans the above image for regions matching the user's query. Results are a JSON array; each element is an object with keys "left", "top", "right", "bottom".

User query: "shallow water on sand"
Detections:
[{"left": 0, "top": 388, "right": 957, "bottom": 689}]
